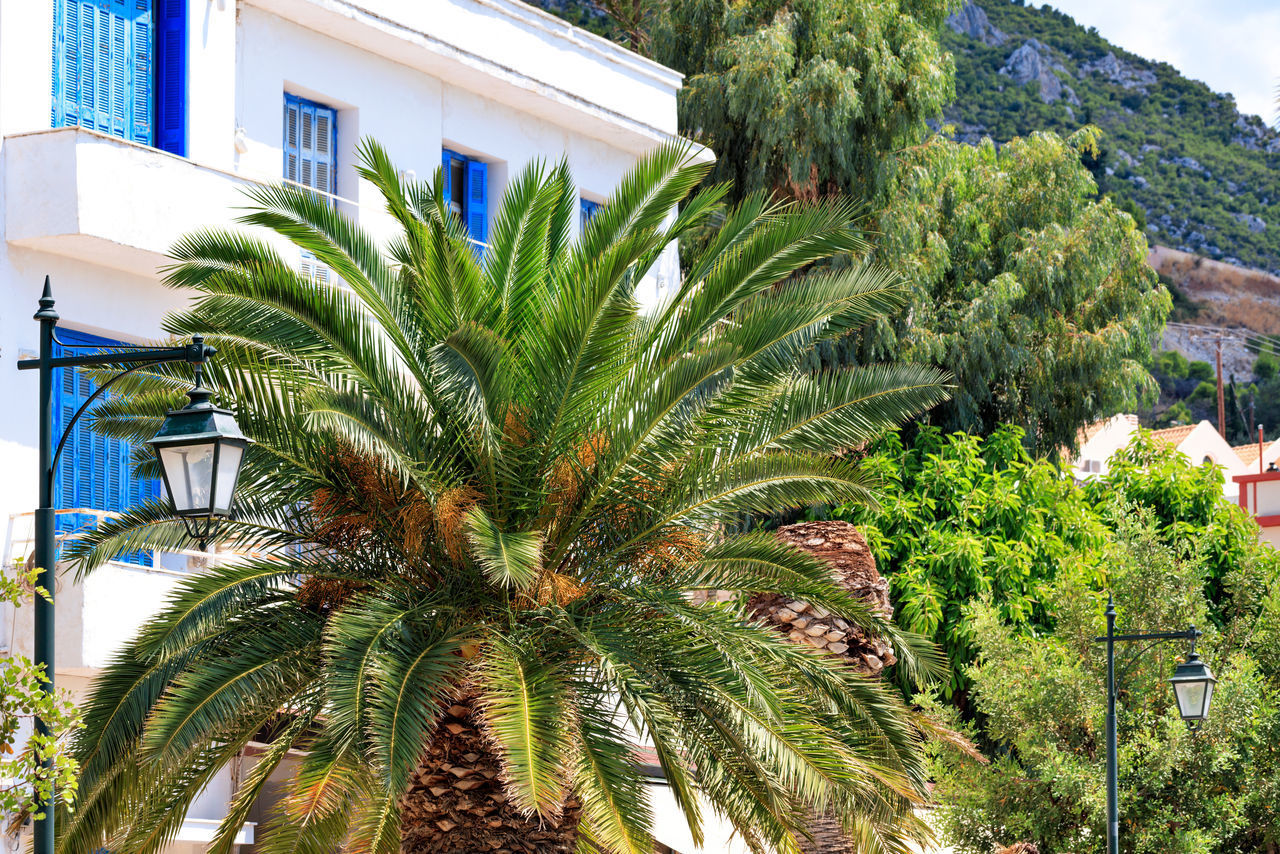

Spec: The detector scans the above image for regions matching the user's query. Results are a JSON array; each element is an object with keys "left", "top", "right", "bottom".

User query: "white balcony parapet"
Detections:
[
  {"left": 175, "top": 817, "right": 255, "bottom": 846},
  {"left": 3, "top": 127, "right": 362, "bottom": 278},
  {"left": 245, "top": 0, "right": 689, "bottom": 151}
]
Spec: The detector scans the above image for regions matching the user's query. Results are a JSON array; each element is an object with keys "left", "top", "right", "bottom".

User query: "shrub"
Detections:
[
  {"left": 1187, "top": 360, "right": 1215, "bottom": 382},
  {"left": 1187, "top": 379, "right": 1217, "bottom": 404},
  {"left": 1155, "top": 349, "right": 1189, "bottom": 379},
  {"left": 1255, "top": 350, "right": 1278, "bottom": 381}
]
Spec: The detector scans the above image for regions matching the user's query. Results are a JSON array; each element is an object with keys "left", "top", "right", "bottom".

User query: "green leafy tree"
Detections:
[
  {"left": 651, "top": 0, "right": 956, "bottom": 203},
  {"left": 1187, "top": 379, "right": 1217, "bottom": 405},
  {"left": 1155, "top": 400, "right": 1192, "bottom": 427},
  {"left": 831, "top": 427, "right": 1280, "bottom": 706},
  {"left": 57, "top": 144, "right": 955, "bottom": 854},
  {"left": 0, "top": 563, "right": 80, "bottom": 822},
  {"left": 1187, "top": 360, "right": 1214, "bottom": 382},
  {"left": 850, "top": 129, "right": 1169, "bottom": 452},
  {"left": 1254, "top": 349, "right": 1278, "bottom": 381},
  {"left": 929, "top": 512, "right": 1280, "bottom": 853},
  {"left": 830, "top": 425, "right": 1108, "bottom": 702},
  {"left": 1155, "top": 349, "right": 1189, "bottom": 380},
  {"left": 1083, "top": 433, "right": 1278, "bottom": 620}
]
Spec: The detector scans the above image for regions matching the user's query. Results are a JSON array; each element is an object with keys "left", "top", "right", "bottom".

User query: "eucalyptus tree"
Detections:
[{"left": 58, "top": 142, "right": 952, "bottom": 854}]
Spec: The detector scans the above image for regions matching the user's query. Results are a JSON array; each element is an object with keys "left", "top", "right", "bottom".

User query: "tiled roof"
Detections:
[
  {"left": 1148, "top": 424, "right": 1197, "bottom": 446},
  {"left": 1234, "top": 443, "right": 1264, "bottom": 466}
]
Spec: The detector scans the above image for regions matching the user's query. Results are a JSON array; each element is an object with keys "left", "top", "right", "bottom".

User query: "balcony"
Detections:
[
  {"left": 1, "top": 508, "right": 264, "bottom": 848},
  {"left": 4, "top": 128, "right": 258, "bottom": 277},
  {"left": 3, "top": 127, "right": 363, "bottom": 279}
]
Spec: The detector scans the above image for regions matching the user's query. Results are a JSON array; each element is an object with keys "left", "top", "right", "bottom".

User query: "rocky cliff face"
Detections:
[
  {"left": 946, "top": 2, "right": 1005, "bottom": 46},
  {"left": 998, "top": 38, "right": 1077, "bottom": 104}
]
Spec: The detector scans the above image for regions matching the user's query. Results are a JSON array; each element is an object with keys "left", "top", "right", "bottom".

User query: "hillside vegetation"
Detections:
[{"left": 943, "top": 0, "right": 1280, "bottom": 273}]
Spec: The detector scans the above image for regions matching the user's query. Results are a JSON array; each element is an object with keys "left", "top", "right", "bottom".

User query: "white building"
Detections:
[
  {"left": 1067, "top": 414, "right": 1268, "bottom": 502},
  {"left": 0, "top": 1, "right": 721, "bottom": 851}
]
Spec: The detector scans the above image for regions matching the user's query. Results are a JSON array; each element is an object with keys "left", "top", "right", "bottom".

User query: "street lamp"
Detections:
[
  {"left": 1169, "top": 650, "right": 1217, "bottom": 722},
  {"left": 17, "top": 278, "right": 250, "bottom": 854},
  {"left": 1095, "top": 594, "right": 1214, "bottom": 854},
  {"left": 149, "top": 377, "right": 253, "bottom": 549}
]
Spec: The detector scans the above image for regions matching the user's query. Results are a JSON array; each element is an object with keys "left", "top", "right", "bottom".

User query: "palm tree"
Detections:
[{"left": 58, "top": 141, "right": 952, "bottom": 854}]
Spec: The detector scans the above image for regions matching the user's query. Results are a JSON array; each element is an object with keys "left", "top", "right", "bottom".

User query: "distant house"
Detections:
[
  {"left": 1068, "top": 415, "right": 1255, "bottom": 500},
  {"left": 1235, "top": 469, "right": 1280, "bottom": 548},
  {"left": 1232, "top": 437, "right": 1280, "bottom": 474}
]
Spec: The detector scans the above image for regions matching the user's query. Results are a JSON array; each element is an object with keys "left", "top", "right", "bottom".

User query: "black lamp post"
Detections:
[
  {"left": 1095, "top": 594, "right": 1216, "bottom": 854},
  {"left": 17, "top": 278, "right": 250, "bottom": 854}
]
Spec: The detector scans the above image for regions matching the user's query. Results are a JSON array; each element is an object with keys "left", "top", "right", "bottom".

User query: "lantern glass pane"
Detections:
[
  {"left": 158, "top": 442, "right": 217, "bottom": 513},
  {"left": 1174, "top": 679, "right": 1207, "bottom": 719},
  {"left": 214, "top": 443, "right": 244, "bottom": 513},
  {"left": 1201, "top": 679, "right": 1215, "bottom": 717}
]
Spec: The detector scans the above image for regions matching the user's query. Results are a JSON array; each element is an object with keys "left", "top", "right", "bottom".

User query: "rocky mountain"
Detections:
[{"left": 943, "top": 1, "right": 1280, "bottom": 273}]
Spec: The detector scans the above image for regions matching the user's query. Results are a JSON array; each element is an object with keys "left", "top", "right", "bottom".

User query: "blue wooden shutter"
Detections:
[
  {"left": 580, "top": 198, "right": 601, "bottom": 231},
  {"left": 313, "top": 104, "right": 335, "bottom": 194},
  {"left": 283, "top": 97, "right": 301, "bottom": 183},
  {"left": 53, "top": 329, "right": 159, "bottom": 566},
  {"left": 51, "top": 1, "right": 80, "bottom": 127},
  {"left": 441, "top": 149, "right": 453, "bottom": 201},
  {"left": 466, "top": 158, "right": 487, "bottom": 245},
  {"left": 153, "top": 0, "right": 184, "bottom": 154},
  {"left": 284, "top": 94, "right": 336, "bottom": 194},
  {"left": 51, "top": 0, "right": 152, "bottom": 145},
  {"left": 131, "top": 0, "right": 153, "bottom": 144}
]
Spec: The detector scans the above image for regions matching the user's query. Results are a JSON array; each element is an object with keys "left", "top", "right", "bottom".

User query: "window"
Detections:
[
  {"left": 50, "top": 0, "right": 187, "bottom": 154},
  {"left": 284, "top": 94, "right": 337, "bottom": 195},
  {"left": 54, "top": 328, "right": 162, "bottom": 566},
  {"left": 580, "top": 197, "right": 602, "bottom": 231},
  {"left": 300, "top": 252, "right": 332, "bottom": 287},
  {"left": 442, "top": 149, "right": 488, "bottom": 245}
]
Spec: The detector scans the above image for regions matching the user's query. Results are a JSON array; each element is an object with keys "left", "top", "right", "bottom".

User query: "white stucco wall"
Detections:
[
  {"left": 1072, "top": 414, "right": 1140, "bottom": 480},
  {"left": 1176, "top": 421, "right": 1246, "bottom": 499}
]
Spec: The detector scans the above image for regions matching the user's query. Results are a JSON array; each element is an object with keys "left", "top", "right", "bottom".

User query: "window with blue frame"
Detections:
[
  {"left": 580, "top": 197, "right": 602, "bottom": 231},
  {"left": 283, "top": 94, "right": 337, "bottom": 194},
  {"left": 54, "top": 329, "right": 163, "bottom": 566},
  {"left": 442, "top": 148, "right": 488, "bottom": 245},
  {"left": 50, "top": 0, "right": 187, "bottom": 155}
]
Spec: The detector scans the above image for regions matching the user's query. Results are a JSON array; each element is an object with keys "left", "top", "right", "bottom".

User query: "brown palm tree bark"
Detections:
[
  {"left": 399, "top": 697, "right": 581, "bottom": 854},
  {"left": 748, "top": 521, "right": 897, "bottom": 854}
]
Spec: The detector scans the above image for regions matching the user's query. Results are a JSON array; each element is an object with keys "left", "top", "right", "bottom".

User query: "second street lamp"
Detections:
[
  {"left": 17, "top": 278, "right": 250, "bottom": 854},
  {"left": 1169, "top": 650, "right": 1217, "bottom": 722},
  {"left": 1096, "top": 594, "right": 1215, "bottom": 854}
]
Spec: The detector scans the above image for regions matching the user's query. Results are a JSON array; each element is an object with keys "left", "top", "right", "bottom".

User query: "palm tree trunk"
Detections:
[
  {"left": 800, "top": 813, "right": 855, "bottom": 854},
  {"left": 751, "top": 522, "right": 895, "bottom": 854},
  {"left": 399, "top": 697, "right": 580, "bottom": 853}
]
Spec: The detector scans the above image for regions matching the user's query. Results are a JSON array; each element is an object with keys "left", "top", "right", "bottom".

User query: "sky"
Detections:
[{"left": 1048, "top": 0, "right": 1280, "bottom": 120}]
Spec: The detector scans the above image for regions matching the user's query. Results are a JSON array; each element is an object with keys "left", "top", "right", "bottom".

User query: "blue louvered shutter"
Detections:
[
  {"left": 580, "top": 198, "right": 601, "bottom": 231},
  {"left": 284, "top": 94, "right": 336, "bottom": 194},
  {"left": 466, "top": 158, "right": 487, "bottom": 245},
  {"left": 51, "top": 0, "right": 152, "bottom": 145},
  {"left": 153, "top": 0, "right": 185, "bottom": 154},
  {"left": 53, "top": 329, "right": 159, "bottom": 566},
  {"left": 283, "top": 97, "right": 300, "bottom": 183}
]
